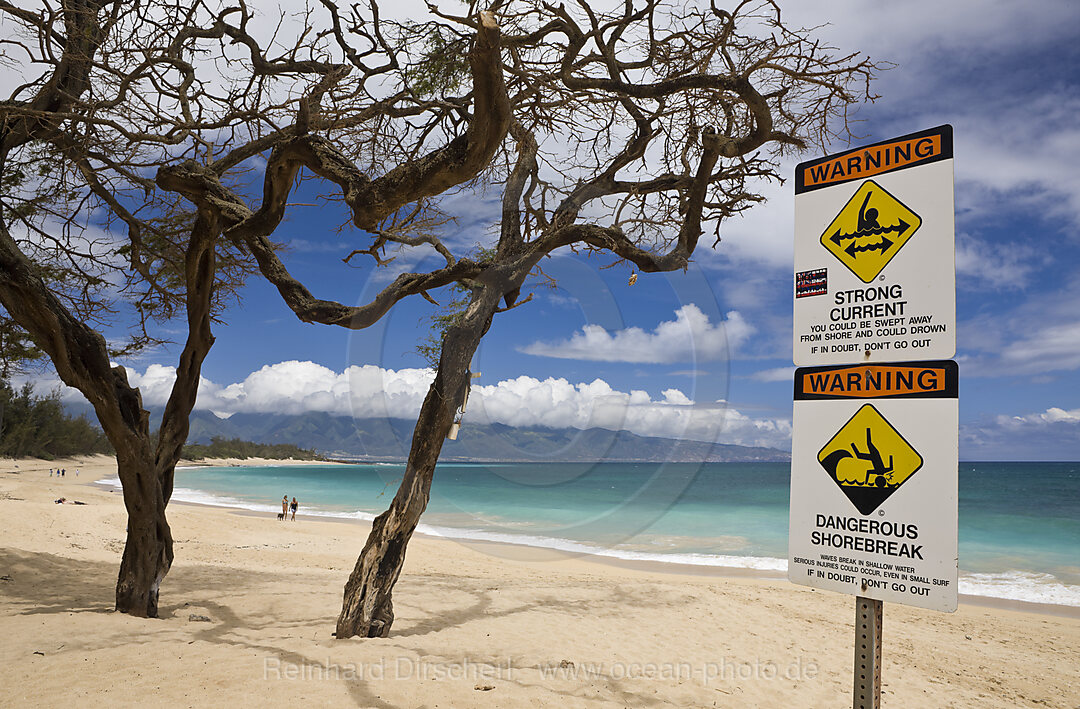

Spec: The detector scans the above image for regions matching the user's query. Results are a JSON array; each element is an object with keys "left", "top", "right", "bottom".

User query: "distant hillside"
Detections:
[
  {"left": 181, "top": 437, "right": 322, "bottom": 461},
  {"left": 60, "top": 403, "right": 790, "bottom": 463},
  {"left": 181, "top": 410, "right": 790, "bottom": 463}
]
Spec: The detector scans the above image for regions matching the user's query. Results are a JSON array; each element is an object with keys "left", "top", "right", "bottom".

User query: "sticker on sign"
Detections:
[
  {"left": 788, "top": 360, "right": 958, "bottom": 612},
  {"left": 793, "top": 126, "right": 955, "bottom": 366}
]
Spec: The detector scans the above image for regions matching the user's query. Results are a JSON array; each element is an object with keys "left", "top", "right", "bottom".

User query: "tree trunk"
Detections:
[
  {"left": 111, "top": 216, "right": 214, "bottom": 616},
  {"left": 114, "top": 449, "right": 174, "bottom": 617},
  {"left": 0, "top": 0, "right": 220, "bottom": 619},
  {"left": 0, "top": 207, "right": 216, "bottom": 619},
  {"left": 336, "top": 284, "right": 506, "bottom": 638}
]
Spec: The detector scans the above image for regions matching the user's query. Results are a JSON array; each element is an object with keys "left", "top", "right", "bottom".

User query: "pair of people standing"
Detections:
[{"left": 280, "top": 494, "right": 298, "bottom": 521}]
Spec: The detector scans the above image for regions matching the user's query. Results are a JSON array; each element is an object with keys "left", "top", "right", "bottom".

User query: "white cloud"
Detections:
[
  {"left": 747, "top": 366, "right": 796, "bottom": 384},
  {"left": 1041, "top": 408, "right": 1080, "bottom": 424},
  {"left": 666, "top": 369, "right": 709, "bottom": 378},
  {"left": 702, "top": 177, "right": 795, "bottom": 270},
  {"left": 954, "top": 232, "right": 1045, "bottom": 290},
  {"left": 465, "top": 375, "right": 789, "bottom": 448},
  {"left": 947, "top": 92, "right": 1080, "bottom": 230},
  {"left": 960, "top": 281, "right": 1080, "bottom": 377},
  {"left": 996, "top": 322, "right": 1080, "bottom": 375},
  {"left": 707, "top": 0, "right": 1080, "bottom": 277},
  {"left": 286, "top": 237, "right": 350, "bottom": 253},
  {"left": 519, "top": 305, "right": 753, "bottom": 364},
  {"left": 784, "top": 0, "right": 1079, "bottom": 62},
  {"left": 1000, "top": 407, "right": 1080, "bottom": 426},
  {"left": 123, "top": 364, "right": 192, "bottom": 405},
  {"left": 195, "top": 361, "right": 433, "bottom": 420},
  {"left": 38, "top": 360, "right": 792, "bottom": 449},
  {"left": 961, "top": 404, "right": 1080, "bottom": 460}
]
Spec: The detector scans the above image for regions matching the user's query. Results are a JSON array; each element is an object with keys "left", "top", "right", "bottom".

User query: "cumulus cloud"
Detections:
[
  {"left": 519, "top": 305, "right": 754, "bottom": 364},
  {"left": 39, "top": 360, "right": 792, "bottom": 449},
  {"left": 465, "top": 375, "right": 789, "bottom": 448},
  {"left": 999, "top": 407, "right": 1080, "bottom": 426},
  {"left": 961, "top": 405, "right": 1080, "bottom": 460},
  {"left": 196, "top": 361, "right": 433, "bottom": 420}
]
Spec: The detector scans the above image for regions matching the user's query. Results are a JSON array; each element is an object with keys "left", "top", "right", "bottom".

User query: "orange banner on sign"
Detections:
[
  {"left": 800, "top": 365, "right": 948, "bottom": 398},
  {"left": 800, "top": 135, "right": 943, "bottom": 189}
]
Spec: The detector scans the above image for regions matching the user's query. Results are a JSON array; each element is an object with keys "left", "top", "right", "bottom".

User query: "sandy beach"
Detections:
[{"left": 1, "top": 455, "right": 1077, "bottom": 708}]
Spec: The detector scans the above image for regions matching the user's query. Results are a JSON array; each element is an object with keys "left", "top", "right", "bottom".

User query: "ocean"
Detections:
[{"left": 101, "top": 461, "right": 1080, "bottom": 607}]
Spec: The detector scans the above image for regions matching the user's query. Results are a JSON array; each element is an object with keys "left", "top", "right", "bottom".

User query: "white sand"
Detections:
[{"left": 1, "top": 455, "right": 1077, "bottom": 707}]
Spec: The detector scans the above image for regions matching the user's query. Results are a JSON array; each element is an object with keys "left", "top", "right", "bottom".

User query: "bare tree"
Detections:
[
  {"left": 328, "top": 0, "right": 881, "bottom": 638},
  {"left": 0, "top": 0, "right": 238, "bottom": 615},
  {"left": 156, "top": 0, "right": 878, "bottom": 638},
  {"left": 0, "top": 0, "right": 509, "bottom": 616}
]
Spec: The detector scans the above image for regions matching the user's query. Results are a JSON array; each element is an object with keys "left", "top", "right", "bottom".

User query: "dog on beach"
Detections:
[{"left": 277, "top": 512, "right": 284, "bottom": 521}]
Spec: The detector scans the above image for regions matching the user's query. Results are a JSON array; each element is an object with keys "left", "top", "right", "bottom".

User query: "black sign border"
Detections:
[
  {"left": 795, "top": 125, "right": 954, "bottom": 195},
  {"left": 794, "top": 359, "right": 958, "bottom": 401}
]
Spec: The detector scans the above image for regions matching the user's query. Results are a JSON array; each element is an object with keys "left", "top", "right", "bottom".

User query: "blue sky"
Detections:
[{"left": 31, "top": 0, "right": 1080, "bottom": 460}]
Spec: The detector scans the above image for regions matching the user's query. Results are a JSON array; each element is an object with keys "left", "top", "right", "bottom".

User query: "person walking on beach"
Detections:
[
  {"left": 290, "top": 497, "right": 298, "bottom": 521},
  {"left": 281, "top": 494, "right": 289, "bottom": 521}
]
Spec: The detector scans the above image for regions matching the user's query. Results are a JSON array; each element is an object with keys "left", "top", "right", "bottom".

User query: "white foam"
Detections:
[
  {"left": 96, "top": 475, "right": 1079, "bottom": 606},
  {"left": 302, "top": 508, "right": 378, "bottom": 523},
  {"left": 97, "top": 477, "right": 282, "bottom": 514},
  {"left": 960, "top": 571, "right": 1080, "bottom": 607},
  {"left": 410, "top": 524, "right": 789, "bottom": 571},
  {"left": 171, "top": 487, "right": 280, "bottom": 514}
]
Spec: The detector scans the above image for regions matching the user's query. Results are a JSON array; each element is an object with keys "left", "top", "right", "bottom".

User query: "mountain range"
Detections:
[
  {"left": 61, "top": 403, "right": 790, "bottom": 462},
  {"left": 180, "top": 410, "right": 790, "bottom": 463}
]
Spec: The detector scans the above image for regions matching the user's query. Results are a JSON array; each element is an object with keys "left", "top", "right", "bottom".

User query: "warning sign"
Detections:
[
  {"left": 820, "top": 181, "right": 921, "bottom": 283},
  {"left": 788, "top": 360, "right": 958, "bottom": 612},
  {"left": 817, "top": 404, "right": 923, "bottom": 515},
  {"left": 793, "top": 125, "right": 955, "bottom": 366}
]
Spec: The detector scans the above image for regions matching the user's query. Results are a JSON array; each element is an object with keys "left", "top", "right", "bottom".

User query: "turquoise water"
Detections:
[{"left": 102, "top": 461, "right": 1080, "bottom": 606}]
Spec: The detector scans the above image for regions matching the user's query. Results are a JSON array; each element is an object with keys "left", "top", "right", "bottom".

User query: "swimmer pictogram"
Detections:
[
  {"left": 817, "top": 404, "right": 923, "bottom": 515},
  {"left": 820, "top": 180, "right": 921, "bottom": 283}
]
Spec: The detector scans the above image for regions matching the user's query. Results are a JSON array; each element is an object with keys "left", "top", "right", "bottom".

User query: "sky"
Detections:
[{"left": 21, "top": 0, "right": 1080, "bottom": 460}]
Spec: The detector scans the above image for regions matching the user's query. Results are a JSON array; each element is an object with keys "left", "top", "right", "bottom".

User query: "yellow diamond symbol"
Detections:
[
  {"left": 817, "top": 404, "right": 923, "bottom": 515},
  {"left": 820, "top": 180, "right": 921, "bottom": 283}
]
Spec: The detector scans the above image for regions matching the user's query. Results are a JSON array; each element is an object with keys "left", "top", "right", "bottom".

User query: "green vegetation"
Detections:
[
  {"left": 0, "top": 381, "right": 111, "bottom": 459},
  {"left": 181, "top": 436, "right": 321, "bottom": 461},
  {"left": 0, "top": 316, "right": 45, "bottom": 379},
  {"left": 416, "top": 290, "right": 470, "bottom": 369},
  {"left": 415, "top": 246, "right": 500, "bottom": 368},
  {"left": 403, "top": 25, "right": 470, "bottom": 98}
]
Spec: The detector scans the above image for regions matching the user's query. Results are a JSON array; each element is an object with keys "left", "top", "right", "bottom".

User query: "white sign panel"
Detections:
[
  {"left": 787, "top": 361, "right": 958, "bottom": 612},
  {"left": 793, "top": 126, "right": 955, "bottom": 366}
]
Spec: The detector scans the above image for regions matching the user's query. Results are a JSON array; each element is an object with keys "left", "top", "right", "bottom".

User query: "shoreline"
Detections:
[
  {"left": 3, "top": 455, "right": 1079, "bottom": 706},
  {"left": 124, "top": 473, "right": 1080, "bottom": 619},
  {"left": 90, "top": 458, "right": 1080, "bottom": 615}
]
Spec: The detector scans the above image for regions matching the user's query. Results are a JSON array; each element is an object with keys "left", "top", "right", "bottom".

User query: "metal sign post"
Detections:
[{"left": 854, "top": 596, "right": 883, "bottom": 709}]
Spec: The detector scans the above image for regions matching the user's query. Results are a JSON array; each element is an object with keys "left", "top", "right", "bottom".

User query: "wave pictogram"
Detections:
[
  {"left": 827, "top": 190, "right": 912, "bottom": 258},
  {"left": 816, "top": 404, "right": 923, "bottom": 515},
  {"left": 844, "top": 235, "right": 895, "bottom": 257}
]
